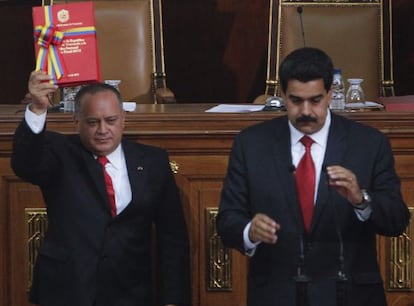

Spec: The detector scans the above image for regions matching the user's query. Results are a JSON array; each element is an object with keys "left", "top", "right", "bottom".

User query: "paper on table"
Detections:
[
  {"left": 205, "top": 104, "right": 264, "bottom": 113},
  {"left": 344, "top": 101, "right": 384, "bottom": 109}
]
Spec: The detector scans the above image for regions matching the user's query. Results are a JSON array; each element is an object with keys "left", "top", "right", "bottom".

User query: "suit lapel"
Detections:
[
  {"left": 271, "top": 119, "right": 304, "bottom": 229},
  {"left": 311, "top": 114, "right": 348, "bottom": 232},
  {"left": 78, "top": 144, "right": 112, "bottom": 214}
]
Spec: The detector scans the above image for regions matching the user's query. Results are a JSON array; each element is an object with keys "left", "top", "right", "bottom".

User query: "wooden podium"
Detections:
[{"left": 0, "top": 104, "right": 413, "bottom": 306}]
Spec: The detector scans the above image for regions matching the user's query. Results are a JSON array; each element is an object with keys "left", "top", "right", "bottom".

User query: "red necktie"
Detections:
[
  {"left": 97, "top": 156, "right": 117, "bottom": 217},
  {"left": 295, "top": 136, "right": 315, "bottom": 233}
]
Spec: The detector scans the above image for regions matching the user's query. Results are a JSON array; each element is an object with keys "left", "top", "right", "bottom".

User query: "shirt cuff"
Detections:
[
  {"left": 243, "top": 222, "right": 261, "bottom": 257},
  {"left": 25, "top": 104, "right": 47, "bottom": 134},
  {"left": 354, "top": 204, "right": 372, "bottom": 221}
]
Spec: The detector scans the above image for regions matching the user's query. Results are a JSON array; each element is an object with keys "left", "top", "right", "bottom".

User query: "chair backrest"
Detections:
[
  {"left": 54, "top": 0, "right": 173, "bottom": 103},
  {"left": 256, "top": 0, "right": 394, "bottom": 103}
]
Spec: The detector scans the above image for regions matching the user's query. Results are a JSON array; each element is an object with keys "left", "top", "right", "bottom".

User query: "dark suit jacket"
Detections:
[
  {"left": 217, "top": 113, "right": 410, "bottom": 306},
  {"left": 11, "top": 120, "right": 191, "bottom": 306}
]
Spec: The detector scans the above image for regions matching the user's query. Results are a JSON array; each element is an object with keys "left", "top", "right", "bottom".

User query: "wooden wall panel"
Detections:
[{"left": 8, "top": 180, "right": 44, "bottom": 306}]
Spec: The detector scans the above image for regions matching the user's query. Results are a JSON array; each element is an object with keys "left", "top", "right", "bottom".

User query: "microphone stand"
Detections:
[
  {"left": 326, "top": 169, "right": 348, "bottom": 306},
  {"left": 294, "top": 233, "right": 310, "bottom": 306},
  {"left": 336, "top": 271, "right": 348, "bottom": 306},
  {"left": 334, "top": 227, "right": 348, "bottom": 306}
]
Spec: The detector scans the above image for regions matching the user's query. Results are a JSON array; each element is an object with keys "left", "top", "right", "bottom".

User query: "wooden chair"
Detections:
[
  {"left": 379, "top": 95, "right": 414, "bottom": 112},
  {"left": 254, "top": 0, "right": 394, "bottom": 104},
  {"left": 53, "top": 0, "right": 175, "bottom": 103}
]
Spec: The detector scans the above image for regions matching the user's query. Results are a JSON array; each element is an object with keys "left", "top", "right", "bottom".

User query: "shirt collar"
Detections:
[
  {"left": 95, "top": 144, "right": 124, "bottom": 170},
  {"left": 289, "top": 110, "right": 331, "bottom": 147}
]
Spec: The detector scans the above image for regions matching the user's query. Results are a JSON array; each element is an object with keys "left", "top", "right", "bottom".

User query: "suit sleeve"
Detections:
[
  {"left": 153, "top": 149, "right": 191, "bottom": 305},
  {"left": 368, "top": 133, "right": 410, "bottom": 236},
  {"left": 11, "top": 119, "right": 61, "bottom": 187},
  {"left": 216, "top": 133, "right": 252, "bottom": 254}
]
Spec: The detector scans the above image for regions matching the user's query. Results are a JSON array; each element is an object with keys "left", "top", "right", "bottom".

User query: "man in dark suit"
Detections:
[
  {"left": 11, "top": 71, "right": 191, "bottom": 306},
  {"left": 216, "top": 47, "right": 410, "bottom": 306}
]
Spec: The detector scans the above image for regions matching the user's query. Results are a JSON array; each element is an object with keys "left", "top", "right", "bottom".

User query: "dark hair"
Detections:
[
  {"left": 279, "top": 47, "right": 334, "bottom": 93},
  {"left": 74, "top": 83, "right": 123, "bottom": 114}
]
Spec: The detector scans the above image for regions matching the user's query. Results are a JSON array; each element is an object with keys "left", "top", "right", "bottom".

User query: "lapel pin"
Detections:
[{"left": 137, "top": 166, "right": 144, "bottom": 171}]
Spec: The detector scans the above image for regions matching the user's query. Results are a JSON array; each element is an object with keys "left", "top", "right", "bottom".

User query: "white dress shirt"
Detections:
[{"left": 98, "top": 146, "right": 132, "bottom": 215}]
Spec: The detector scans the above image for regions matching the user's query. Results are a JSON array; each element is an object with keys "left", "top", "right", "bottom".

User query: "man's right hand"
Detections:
[
  {"left": 249, "top": 213, "right": 280, "bottom": 244},
  {"left": 28, "top": 70, "right": 58, "bottom": 115}
]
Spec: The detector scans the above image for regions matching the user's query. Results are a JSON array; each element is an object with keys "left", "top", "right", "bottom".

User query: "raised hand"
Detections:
[{"left": 28, "top": 70, "right": 58, "bottom": 114}]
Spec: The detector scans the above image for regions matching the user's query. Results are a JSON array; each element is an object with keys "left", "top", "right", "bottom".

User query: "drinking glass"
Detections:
[
  {"left": 346, "top": 78, "right": 365, "bottom": 105},
  {"left": 61, "top": 85, "right": 82, "bottom": 112},
  {"left": 104, "top": 80, "right": 121, "bottom": 92},
  {"left": 62, "top": 85, "right": 82, "bottom": 102}
]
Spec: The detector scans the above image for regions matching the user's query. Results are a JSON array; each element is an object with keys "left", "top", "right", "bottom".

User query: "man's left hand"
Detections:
[{"left": 326, "top": 165, "right": 363, "bottom": 205}]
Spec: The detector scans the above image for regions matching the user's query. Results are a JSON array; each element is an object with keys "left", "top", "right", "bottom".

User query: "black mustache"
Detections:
[{"left": 296, "top": 115, "right": 317, "bottom": 123}]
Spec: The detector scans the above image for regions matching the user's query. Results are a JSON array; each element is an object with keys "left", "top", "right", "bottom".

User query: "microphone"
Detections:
[
  {"left": 288, "top": 165, "right": 296, "bottom": 173},
  {"left": 263, "top": 95, "right": 286, "bottom": 112},
  {"left": 323, "top": 165, "right": 348, "bottom": 306},
  {"left": 297, "top": 6, "right": 306, "bottom": 48}
]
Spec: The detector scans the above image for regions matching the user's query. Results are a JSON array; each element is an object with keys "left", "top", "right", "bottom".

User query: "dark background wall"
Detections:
[
  {"left": 0, "top": 0, "right": 412, "bottom": 104},
  {"left": 162, "top": 0, "right": 268, "bottom": 103},
  {"left": 0, "top": 0, "right": 36, "bottom": 104},
  {"left": 392, "top": 0, "right": 414, "bottom": 97}
]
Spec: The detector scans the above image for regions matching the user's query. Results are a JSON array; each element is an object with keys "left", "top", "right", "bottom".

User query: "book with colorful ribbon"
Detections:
[{"left": 32, "top": 2, "right": 101, "bottom": 86}]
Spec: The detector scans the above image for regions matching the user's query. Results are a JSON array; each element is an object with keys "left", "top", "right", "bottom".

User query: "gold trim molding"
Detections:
[
  {"left": 169, "top": 160, "right": 179, "bottom": 174},
  {"left": 205, "top": 207, "right": 232, "bottom": 291},
  {"left": 26, "top": 208, "right": 48, "bottom": 291},
  {"left": 388, "top": 207, "right": 412, "bottom": 290}
]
